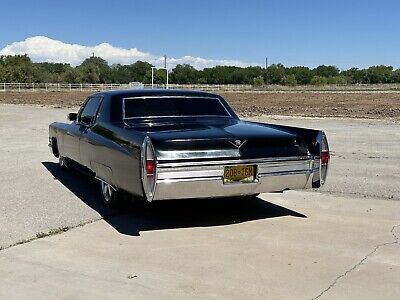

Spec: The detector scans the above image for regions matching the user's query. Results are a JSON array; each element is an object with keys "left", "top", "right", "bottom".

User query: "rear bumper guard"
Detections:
[{"left": 151, "top": 156, "right": 319, "bottom": 200}]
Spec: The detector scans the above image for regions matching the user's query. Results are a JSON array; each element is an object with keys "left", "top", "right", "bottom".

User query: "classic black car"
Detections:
[{"left": 49, "top": 89, "right": 329, "bottom": 206}]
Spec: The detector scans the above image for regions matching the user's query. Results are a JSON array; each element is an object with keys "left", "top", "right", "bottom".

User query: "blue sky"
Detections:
[{"left": 1, "top": 0, "right": 399, "bottom": 69}]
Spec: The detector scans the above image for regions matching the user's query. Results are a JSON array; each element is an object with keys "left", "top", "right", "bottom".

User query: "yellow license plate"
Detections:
[{"left": 223, "top": 165, "right": 256, "bottom": 184}]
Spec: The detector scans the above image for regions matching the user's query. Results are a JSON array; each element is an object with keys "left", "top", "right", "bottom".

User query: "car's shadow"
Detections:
[{"left": 42, "top": 161, "right": 307, "bottom": 236}]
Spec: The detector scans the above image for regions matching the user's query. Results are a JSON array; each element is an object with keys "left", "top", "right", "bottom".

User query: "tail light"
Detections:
[
  {"left": 141, "top": 137, "right": 156, "bottom": 201},
  {"left": 146, "top": 160, "right": 155, "bottom": 175},
  {"left": 320, "top": 133, "right": 329, "bottom": 185},
  {"left": 321, "top": 151, "right": 329, "bottom": 166},
  {"left": 312, "top": 131, "right": 330, "bottom": 188}
]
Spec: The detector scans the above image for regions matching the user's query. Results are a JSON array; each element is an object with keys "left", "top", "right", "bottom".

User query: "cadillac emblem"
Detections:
[{"left": 229, "top": 139, "right": 247, "bottom": 149}]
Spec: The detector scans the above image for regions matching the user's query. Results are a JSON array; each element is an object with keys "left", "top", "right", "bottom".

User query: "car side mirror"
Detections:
[
  {"left": 81, "top": 115, "right": 93, "bottom": 125},
  {"left": 67, "top": 113, "right": 77, "bottom": 121}
]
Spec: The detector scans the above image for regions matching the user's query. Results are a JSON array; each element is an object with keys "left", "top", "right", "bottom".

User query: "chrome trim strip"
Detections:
[
  {"left": 258, "top": 170, "right": 313, "bottom": 177},
  {"left": 157, "top": 149, "right": 241, "bottom": 160},
  {"left": 157, "top": 169, "right": 312, "bottom": 185},
  {"left": 158, "top": 169, "right": 222, "bottom": 180},
  {"left": 157, "top": 176, "right": 222, "bottom": 183},
  {"left": 157, "top": 159, "right": 313, "bottom": 181},
  {"left": 95, "top": 177, "right": 117, "bottom": 191},
  {"left": 157, "top": 155, "right": 314, "bottom": 168}
]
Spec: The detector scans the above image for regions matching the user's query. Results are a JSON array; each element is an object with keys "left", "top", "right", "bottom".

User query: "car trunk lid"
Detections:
[{"left": 128, "top": 118, "right": 309, "bottom": 162}]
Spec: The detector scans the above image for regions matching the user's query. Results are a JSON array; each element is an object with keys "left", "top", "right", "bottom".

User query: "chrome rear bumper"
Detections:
[{"left": 152, "top": 156, "right": 320, "bottom": 200}]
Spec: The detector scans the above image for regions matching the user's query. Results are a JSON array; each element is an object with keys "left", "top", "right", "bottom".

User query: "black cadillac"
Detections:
[{"left": 48, "top": 89, "right": 330, "bottom": 206}]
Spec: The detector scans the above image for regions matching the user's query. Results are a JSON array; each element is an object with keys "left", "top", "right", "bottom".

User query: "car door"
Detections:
[
  {"left": 62, "top": 99, "right": 91, "bottom": 162},
  {"left": 77, "top": 95, "right": 103, "bottom": 168}
]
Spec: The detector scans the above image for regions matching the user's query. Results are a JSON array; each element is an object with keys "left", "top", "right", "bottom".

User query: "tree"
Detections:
[
  {"left": 391, "top": 69, "right": 400, "bottom": 83},
  {"left": 341, "top": 68, "right": 367, "bottom": 84},
  {"left": 76, "top": 56, "right": 111, "bottom": 83},
  {"left": 287, "top": 66, "right": 312, "bottom": 85},
  {"left": 201, "top": 66, "right": 240, "bottom": 84},
  {"left": 170, "top": 64, "right": 199, "bottom": 84},
  {"left": 129, "top": 61, "right": 153, "bottom": 83},
  {"left": 111, "top": 61, "right": 152, "bottom": 83},
  {"left": 35, "top": 62, "right": 71, "bottom": 82},
  {"left": 0, "top": 54, "right": 37, "bottom": 82},
  {"left": 365, "top": 65, "right": 393, "bottom": 84},
  {"left": 280, "top": 74, "right": 297, "bottom": 86},
  {"left": 1, "top": 53, "right": 399, "bottom": 87},
  {"left": 62, "top": 68, "right": 82, "bottom": 83},
  {"left": 265, "top": 64, "right": 286, "bottom": 84},
  {"left": 314, "top": 65, "right": 340, "bottom": 77},
  {"left": 153, "top": 68, "right": 167, "bottom": 84}
]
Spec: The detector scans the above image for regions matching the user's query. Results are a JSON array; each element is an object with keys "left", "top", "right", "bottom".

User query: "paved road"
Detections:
[{"left": 0, "top": 104, "right": 399, "bottom": 299}]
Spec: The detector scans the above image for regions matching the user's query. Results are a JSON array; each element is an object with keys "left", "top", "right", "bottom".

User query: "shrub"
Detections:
[
  {"left": 253, "top": 76, "right": 265, "bottom": 86},
  {"left": 310, "top": 76, "right": 328, "bottom": 85},
  {"left": 327, "top": 76, "right": 350, "bottom": 85},
  {"left": 280, "top": 74, "right": 297, "bottom": 86}
]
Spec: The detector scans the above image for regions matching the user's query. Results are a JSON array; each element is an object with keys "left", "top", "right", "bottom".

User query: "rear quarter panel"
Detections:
[
  {"left": 248, "top": 121, "right": 323, "bottom": 155},
  {"left": 88, "top": 124, "right": 145, "bottom": 198}
]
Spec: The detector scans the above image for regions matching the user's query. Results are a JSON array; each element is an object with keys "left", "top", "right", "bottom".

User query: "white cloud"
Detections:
[{"left": 0, "top": 36, "right": 254, "bottom": 69}]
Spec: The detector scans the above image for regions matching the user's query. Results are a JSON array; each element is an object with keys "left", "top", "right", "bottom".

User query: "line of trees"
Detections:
[{"left": 1, "top": 54, "right": 400, "bottom": 86}]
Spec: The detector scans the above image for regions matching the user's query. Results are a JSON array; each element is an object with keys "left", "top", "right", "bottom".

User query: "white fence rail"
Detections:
[
  {"left": 0, "top": 82, "right": 253, "bottom": 92},
  {"left": 2, "top": 82, "right": 400, "bottom": 92}
]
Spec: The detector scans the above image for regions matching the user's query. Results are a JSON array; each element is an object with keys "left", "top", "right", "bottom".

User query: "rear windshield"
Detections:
[{"left": 123, "top": 97, "right": 230, "bottom": 118}]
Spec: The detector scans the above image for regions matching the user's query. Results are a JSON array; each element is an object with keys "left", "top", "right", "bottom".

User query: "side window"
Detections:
[{"left": 78, "top": 96, "right": 102, "bottom": 125}]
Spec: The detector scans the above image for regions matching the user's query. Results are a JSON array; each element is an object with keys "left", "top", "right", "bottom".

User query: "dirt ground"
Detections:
[
  {"left": 221, "top": 92, "right": 400, "bottom": 119},
  {"left": 1, "top": 90, "right": 399, "bottom": 119}
]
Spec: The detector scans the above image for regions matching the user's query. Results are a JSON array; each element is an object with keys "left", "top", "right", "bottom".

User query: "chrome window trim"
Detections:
[{"left": 122, "top": 96, "right": 233, "bottom": 120}]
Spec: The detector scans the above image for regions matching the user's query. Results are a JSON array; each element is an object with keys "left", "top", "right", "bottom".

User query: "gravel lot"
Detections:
[{"left": 0, "top": 104, "right": 399, "bottom": 299}]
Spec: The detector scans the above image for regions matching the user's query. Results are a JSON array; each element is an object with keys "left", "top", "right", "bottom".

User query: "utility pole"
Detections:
[
  {"left": 265, "top": 57, "right": 268, "bottom": 69},
  {"left": 151, "top": 67, "right": 156, "bottom": 89},
  {"left": 151, "top": 56, "right": 168, "bottom": 89}
]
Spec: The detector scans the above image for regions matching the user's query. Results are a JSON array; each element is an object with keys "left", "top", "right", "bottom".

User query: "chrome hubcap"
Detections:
[{"left": 101, "top": 181, "right": 113, "bottom": 202}]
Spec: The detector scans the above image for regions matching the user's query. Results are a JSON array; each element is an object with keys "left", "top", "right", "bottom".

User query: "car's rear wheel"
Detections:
[
  {"left": 59, "top": 156, "right": 69, "bottom": 169},
  {"left": 99, "top": 180, "right": 121, "bottom": 207}
]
